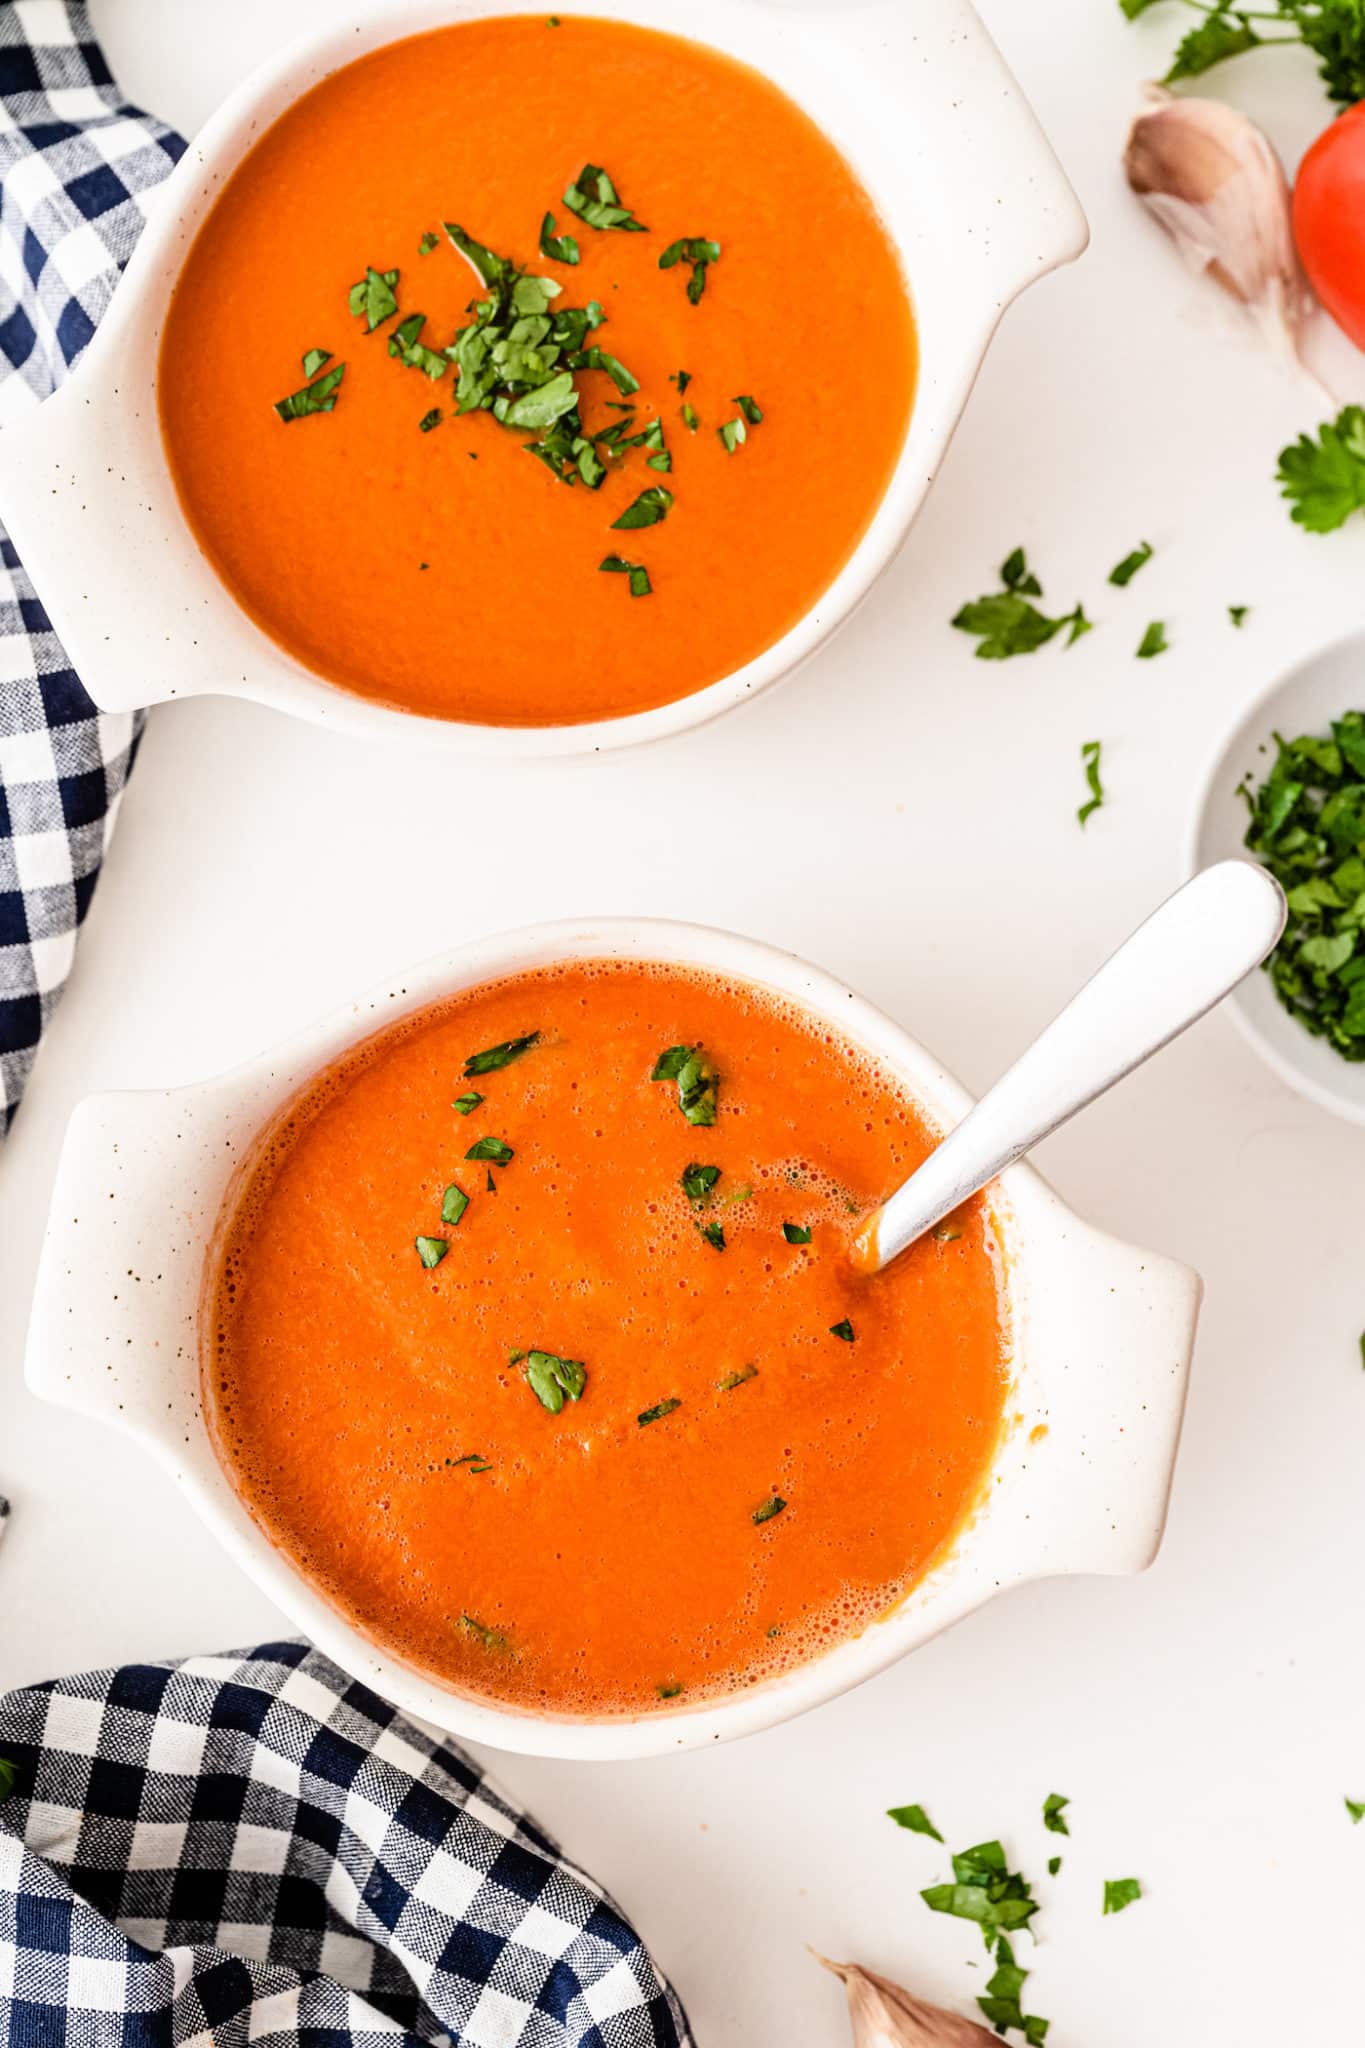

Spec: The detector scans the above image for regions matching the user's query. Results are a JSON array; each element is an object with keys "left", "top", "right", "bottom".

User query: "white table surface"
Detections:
[{"left": 5, "top": 5, "right": 1364, "bottom": 2041}]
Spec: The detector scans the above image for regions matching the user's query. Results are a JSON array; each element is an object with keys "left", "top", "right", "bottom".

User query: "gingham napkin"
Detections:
[
  {"left": 0, "top": 1640, "right": 694, "bottom": 2046},
  {"left": 0, "top": 0, "right": 182, "bottom": 1132}
]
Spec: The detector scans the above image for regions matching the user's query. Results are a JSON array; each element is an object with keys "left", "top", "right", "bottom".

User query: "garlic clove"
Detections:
[
  {"left": 813, "top": 1951, "right": 1001, "bottom": 2047},
  {"left": 1124, "top": 88, "right": 1315, "bottom": 376}
]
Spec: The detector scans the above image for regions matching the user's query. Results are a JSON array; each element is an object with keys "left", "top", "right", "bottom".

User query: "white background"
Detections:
[{"left": 4, "top": 4, "right": 1365, "bottom": 2041}]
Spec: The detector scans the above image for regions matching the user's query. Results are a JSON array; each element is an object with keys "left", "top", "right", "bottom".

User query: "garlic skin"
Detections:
[
  {"left": 813, "top": 1953, "right": 1001, "bottom": 2048},
  {"left": 1124, "top": 88, "right": 1315, "bottom": 376}
]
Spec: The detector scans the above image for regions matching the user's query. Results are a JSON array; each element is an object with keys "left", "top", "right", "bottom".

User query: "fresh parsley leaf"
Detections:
[
  {"left": 953, "top": 586, "right": 1089, "bottom": 659},
  {"left": 1229, "top": 603, "right": 1250, "bottom": 626},
  {"left": 652, "top": 1045, "right": 691, "bottom": 1079},
  {"left": 599, "top": 553, "right": 652, "bottom": 596},
  {"left": 659, "top": 235, "right": 721, "bottom": 303},
  {"left": 300, "top": 347, "right": 331, "bottom": 378},
  {"left": 888, "top": 1803, "right": 944, "bottom": 1843},
  {"left": 1042, "top": 1792, "right": 1070, "bottom": 1836},
  {"left": 418, "top": 231, "right": 439, "bottom": 255},
  {"left": 274, "top": 361, "right": 346, "bottom": 421},
  {"left": 419, "top": 408, "right": 442, "bottom": 432},
  {"left": 539, "top": 210, "right": 580, "bottom": 265},
  {"left": 1109, "top": 540, "right": 1153, "bottom": 586},
  {"left": 1165, "top": 10, "right": 1261, "bottom": 78},
  {"left": 466, "top": 1136, "right": 514, "bottom": 1164},
  {"left": 718, "top": 1364, "right": 758, "bottom": 1391},
  {"left": 922, "top": 1841, "right": 1040, "bottom": 1948},
  {"left": 1103, "top": 1877, "right": 1142, "bottom": 1915},
  {"left": 348, "top": 266, "right": 399, "bottom": 330},
  {"left": 611, "top": 485, "right": 672, "bottom": 529},
  {"left": 1277, "top": 407, "right": 1365, "bottom": 532},
  {"left": 465, "top": 1033, "right": 539, "bottom": 1076},
  {"left": 563, "top": 162, "right": 647, "bottom": 233},
  {"left": 441, "top": 1184, "right": 469, "bottom": 1228},
  {"left": 753, "top": 1495, "right": 787, "bottom": 1524},
  {"left": 1301, "top": 0, "right": 1365, "bottom": 102},
  {"left": 415, "top": 1235, "right": 448, "bottom": 1268},
  {"left": 1348, "top": 1796, "right": 1365, "bottom": 1823},
  {"left": 526, "top": 1350, "right": 586, "bottom": 1413},
  {"left": 718, "top": 417, "right": 747, "bottom": 454},
  {"left": 1078, "top": 739, "right": 1105, "bottom": 827},
  {"left": 1048, "top": 1855, "right": 1062, "bottom": 1876},
  {"left": 1001, "top": 546, "right": 1042, "bottom": 596},
  {"left": 453, "top": 1092, "right": 483, "bottom": 1116},
  {"left": 829, "top": 1318, "right": 855, "bottom": 1342},
  {"left": 782, "top": 1222, "right": 812, "bottom": 1244},
  {"left": 638, "top": 1398, "right": 682, "bottom": 1425},
  {"left": 460, "top": 1613, "right": 511, "bottom": 1650},
  {"left": 699, "top": 1219, "right": 726, "bottom": 1250},
  {"left": 682, "top": 1162, "right": 721, "bottom": 1205},
  {"left": 1137, "top": 619, "right": 1168, "bottom": 658}
]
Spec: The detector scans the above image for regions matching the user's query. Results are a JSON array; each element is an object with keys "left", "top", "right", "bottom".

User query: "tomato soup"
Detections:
[
  {"left": 158, "top": 16, "right": 917, "bottom": 726},
  {"left": 207, "top": 960, "right": 1007, "bottom": 1718}
]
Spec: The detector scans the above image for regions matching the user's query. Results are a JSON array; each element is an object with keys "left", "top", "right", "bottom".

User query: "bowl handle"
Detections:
[{"left": 26, "top": 1089, "right": 216, "bottom": 1445}]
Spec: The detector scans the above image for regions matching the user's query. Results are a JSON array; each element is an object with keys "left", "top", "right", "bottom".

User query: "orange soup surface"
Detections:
[
  {"left": 208, "top": 961, "right": 1008, "bottom": 1718},
  {"left": 159, "top": 16, "right": 917, "bottom": 725}
]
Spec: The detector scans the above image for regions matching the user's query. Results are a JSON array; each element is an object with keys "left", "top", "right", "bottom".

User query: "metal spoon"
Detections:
[{"left": 855, "top": 860, "right": 1286, "bottom": 1273}]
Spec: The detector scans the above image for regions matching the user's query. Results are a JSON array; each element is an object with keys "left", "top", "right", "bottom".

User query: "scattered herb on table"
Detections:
[
  {"left": 600, "top": 553, "right": 652, "bottom": 596},
  {"left": 659, "top": 235, "right": 721, "bottom": 303},
  {"left": 682, "top": 1162, "right": 721, "bottom": 1205},
  {"left": 415, "top": 1235, "right": 448, "bottom": 1269},
  {"left": 829, "top": 1318, "right": 855, "bottom": 1342},
  {"left": 1118, "top": 0, "right": 1365, "bottom": 106},
  {"left": 753, "top": 1495, "right": 787, "bottom": 1524},
  {"left": 348, "top": 265, "right": 399, "bottom": 330},
  {"left": 1077, "top": 739, "right": 1106, "bottom": 827},
  {"left": 441, "top": 1184, "right": 469, "bottom": 1228},
  {"left": 953, "top": 548, "right": 1090, "bottom": 659},
  {"left": 466, "top": 1136, "right": 514, "bottom": 1164},
  {"left": 563, "top": 162, "right": 647, "bottom": 233},
  {"left": 1136, "top": 619, "right": 1168, "bottom": 658},
  {"left": 612, "top": 485, "right": 673, "bottom": 529},
  {"left": 526, "top": 1350, "right": 586, "bottom": 1413},
  {"left": 1240, "top": 712, "right": 1365, "bottom": 1057},
  {"left": 1109, "top": 539, "right": 1153, "bottom": 585},
  {"left": 978, "top": 1935, "right": 1050, "bottom": 2046},
  {"left": 887, "top": 1803, "right": 944, "bottom": 1842},
  {"left": 539, "top": 210, "right": 580, "bottom": 265},
  {"left": 274, "top": 360, "right": 346, "bottom": 421},
  {"left": 1048, "top": 1855, "right": 1062, "bottom": 1876},
  {"left": 453, "top": 1092, "right": 483, "bottom": 1116},
  {"left": 1001, "top": 546, "right": 1041, "bottom": 595},
  {"left": 782, "top": 1222, "right": 812, "bottom": 1244},
  {"left": 1347, "top": 1796, "right": 1365, "bottom": 1823},
  {"left": 1277, "top": 406, "right": 1365, "bottom": 532},
  {"left": 718, "top": 1364, "right": 757, "bottom": 1391},
  {"left": 652, "top": 1044, "right": 719, "bottom": 1125},
  {"left": 1229, "top": 603, "right": 1250, "bottom": 626},
  {"left": 1103, "top": 1877, "right": 1142, "bottom": 1915},
  {"left": 921, "top": 1838, "right": 1039, "bottom": 1947},
  {"left": 465, "top": 1032, "right": 539, "bottom": 1076},
  {"left": 639, "top": 1398, "right": 681, "bottom": 1425},
  {"left": 1042, "top": 1792, "right": 1070, "bottom": 1837}
]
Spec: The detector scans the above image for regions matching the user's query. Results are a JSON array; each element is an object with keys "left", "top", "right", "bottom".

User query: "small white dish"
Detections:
[
  {"left": 26, "top": 916, "right": 1199, "bottom": 1760},
  {"left": 0, "top": 0, "right": 1086, "bottom": 757},
  {"left": 1188, "top": 628, "right": 1365, "bottom": 1126}
]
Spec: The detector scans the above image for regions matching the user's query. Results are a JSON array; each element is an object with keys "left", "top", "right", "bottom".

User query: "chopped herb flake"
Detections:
[
  {"left": 563, "top": 162, "right": 646, "bottom": 233},
  {"left": 652, "top": 1044, "right": 718, "bottom": 1125},
  {"left": 782, "top": 1222, "right": 812, "bottom": 1244},
  {"left": 466, "top": 1136, "right": 514, "bottom": 1164},
  {"left": 599, "top": 553, "right": 652, "bottom": 596},
  {"left": 921, "top": 1840, "right": 1039, "bottom": 1948},
  {"left": 659, "top": 235, "right": 721, "bottom": 303},
  {"left": 888, "top": 1804, "right": 944, "bottom": 1843},
  {"left": 526, "top": 1350, "right": 586, "bottom": 1413},
  {"left": 1042, "top": 1792, "right": 1070, "bottom": 1835},
  {"left": 465, "top": 1033, "right": 540, "bottom": 1076},
  {"left": 718, "top": 417, "right": 746, "bottom": 454},
  {"left": 673, "top": 370, "right": 692, "bottom": 393},
  {"left": 611, "top": 485, "right": 672, "bottom": 529},
  {"left": 699, "top": 1219, "right": 725, "bottom": 1251},
  {"left": 1278, "top": 406, "right": 1365, "bottom": 532},
  {"left": 1137, "top": 619, "right": 1168, "bottom": 658},
  {"left": 539, "top": 210, "right": 580, "bottom": 265},
  {"left": 1103, "top": 1877, "right": 1142, "bottom": 1915},
  {"left": 460, "top": 1613, "right": 510, "bottom": 1650},
  {"left": 1347, "top": 1797, "right": 1365, "bottom": 1823},
  {"left": 348, "top": 266, "right": 399, "bottom": 331},
  {"left": 415, "top": 1235, "right": 448, "bottom": 1269},
  {"left": 682, "top": 1162, "right": 721, "bottom": 1205},
  {"left": 953, "top": 559, "right": 1089, "bottom": 657},
  {"left": 453, "top": 1092, "right": 483, "bottom": 1116},
  {"left": 681, "top": 401, "right": 699, "bottom": 431},
  {"left": 638, "top": 1398, "right": 681, "bottom": 1425},
  {"left": 1001, "top": 546, "right": 1042, "bottom": 595},
  {"left": 732, "top": 393, "right": 763, "bottom": 424},
  {"left": 441, "top": 1183, "right": 469, "bottom": 1228},
  {"left": 419, "top": 407, "right": 442, "bottom": 432},
  {"left": 977, "top": 1934, "right": 1050, "bottom": 2046},
  {"left": 1048, "top": 1856, "right": 1062, "bottom": 1876},
  {"left": 753, "top": 1495, "right": 787, "bottom": 1524},
  {"left": 1109, "top": 540, "right": 1153, "bottom": 586},
  {"left": 1077, "top": 739, "right": 1105, "bottom": 827},
  {"left": 418, "top": 231, "right": 439, "bottom": 254},
  {"left": 1229, "top": 603, "right": 1250, "bottom": 626},
  {"left": 718, "top": 1364, "right": 758, "bottom": 1391},
  {"left": 658, "top": 1681, "right": 683, "bottom": 1698},
  {"left": 829, "top": 1318, "right": 855, "bottom": 1342},
  {"left": 274, "top": 361, "right": 346, "bottom": 421},
  {"left": 300, "top": 347, "right": 331, "bottom": 378},
  {"left": 388, "top": 311, "right": 449, "bottom": 379}
]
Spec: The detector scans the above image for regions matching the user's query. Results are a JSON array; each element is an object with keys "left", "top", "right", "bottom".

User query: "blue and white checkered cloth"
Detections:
[
  {"left": 0, "top": 0, "right": 182, "bottom": 1132},
  {"left": 0, "top": 1640, "right": 694, "bottom": 2047}
]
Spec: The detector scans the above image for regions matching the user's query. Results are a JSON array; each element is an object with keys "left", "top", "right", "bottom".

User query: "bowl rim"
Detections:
[{"left": 1183, "top": 623, "right": 1365, "bottom": 1128}]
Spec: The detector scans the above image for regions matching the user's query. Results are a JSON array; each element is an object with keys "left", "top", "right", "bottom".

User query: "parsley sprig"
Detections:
[
  {"left": 1277, "top": 406, "right": 1365, "bottom": 533},
  {"left": 1120, "top": 0, "right": 1365, "bottom": 106},
  {"left": 953, "top": 548, "right": 1090, "bottom": 660}
]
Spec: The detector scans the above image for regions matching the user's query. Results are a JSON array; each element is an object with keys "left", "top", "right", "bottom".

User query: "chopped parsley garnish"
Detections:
[
  {"left": 348, "top": 265, "right": 399, "bottom": 331},
  {"left": 1047, "top": 1856, "right": 1062, "bottom": 1876},
  {"left": 1077, "top": 740, "right": 1105, "bottom": 827},
  {"left": 599, "top": 554, "right": 652, "bottom": 596},
  {"left": 526, "top": 1350, "right": 586, "bottom": 1413},
  {"left": 612, "top": 485, "right": 672, "bottom": 530},
  {"left": 486, "top": 1169, "right": 497, "bottom": 1194},
  {"left": 718, "top": 1364, "right": 757, "bottom": 1391},
  {"left": 453, "top": 1092, "right": 483, "bottom": 1116},
  {"left": 1239, "top": 712, "right": 1365, "bottom": 1056},
  {"left": 638, "top": 1398, "right": 681, "bottom": 1425},
  {"left": 681, "top": 1162, "right": 721, "bottom": 1205},
  {"left": 415, "top": 1235, "right": 448, "bottom": 1268},
  {"left": 673, "top": 370, "right": 692, "bottom": 394},
  {"left": 658, "top": 1681, "right": 683, "bottom": 1698},
  {"left": 441, "top": 1184, "right": 469, "bottom": 1228},
  {"left": 1102, "top": 1877, "right": 1141, "bottom": 1915},
  {"left": 388, "top": 312, "right": 449, "bottom": 379},
  {"left": 681, "top": 401, "right": 699, "bottom": 432},
  {"left": 466, "top": 1136, "right": 514, "bottom": 1164},
  {"left": 274, "top": 361, "right": 346, "bottom": 421},
  {"left": 1229, "top": 604, "right": 1250, "bottom": 626},
  {"left": 419, "top": 408, "right": 442, "bottom": 432},
  {"left": 418, "top": 231, "right": 440, "bottom": 255},
  {"left": 301, "top": 347, "right": 331, "bottom": 378},
  {"left": 829, "top": 1318, "right": 855, "bottom": 1342},
  {"left": 659, "top": 235, "right": 721, "bottom": 303},
  {"left": 539, "top": 210, "right": 580, "bottom": 265},
  {"left": 652, "top": 1044, "right": 719, "bottom": 1125},
  {"left": 921, "top": 1839, "right": 1039, "bottom": 1947},
  {"left": 718, "top": 417, "right": 746, "bottom": 454},
  {"left": 698, "top": 1219, "right": 726, "bottom": 1251},
  {"left": 782, "top": 1222, "right": 812, "bottom": 1244},
  {"left": 887, "top": 1803, "right": 944, "bottom": 1843},
  {"left": 1042, "top": 1792, "right": 1070, "bottom": 1835},
  {"left": 1347, "top": 1797, "right": 1365, "bottom": 1823},
  {"left": 1278, "top": 406, "right": 1365, "bottom": 531},
  {"left": 465, "top": 1032, "right": 539, "bottom": 1075},
  {"left": 563, "top": 162, "right": 647, "bottom": 233},
  {"left": 953, "top": 549, "right": 1090, "bottom": 658},
  {"left": 733, "top": 393, "right": 763, "bottom": 425},
  {"left": 460, "top": 1613, "right": 510, "bottom": 1650},
  {"left": 1108, "top": 540, "right": 1152, "bottom": 586},
  {"left": 1136, "top": 619, "right": 1168, "bottom": 658},
  {"left": 978, "top": 1935, "right": 1049, "bottom": 2046},
  {"left": 753, "top": 1495, "right": 787, "bottom": 1524}
]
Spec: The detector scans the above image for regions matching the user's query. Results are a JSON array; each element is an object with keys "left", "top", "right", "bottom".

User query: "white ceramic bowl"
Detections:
[
  {"left": 27, "top": 917, "right": 1200, "bottom": 1759},
  {"left": 1188, "top": 629, "right": 1365, "bottom": 1126},
  {"left": 0, "top": 0, "right": 1086, "bottom": 757}
]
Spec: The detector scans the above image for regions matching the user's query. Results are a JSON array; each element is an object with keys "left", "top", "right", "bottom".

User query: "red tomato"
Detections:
[{"left": 1294, "top": 101, "right": 1365, "bottom": 353}]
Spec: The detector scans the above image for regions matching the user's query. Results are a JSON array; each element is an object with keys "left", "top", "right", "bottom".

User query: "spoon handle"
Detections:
[{"left": 860, "top": 860, "right": 1286, "bottom": 1273}]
